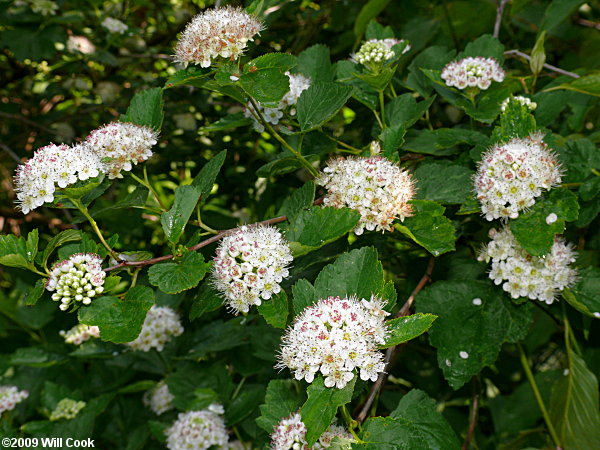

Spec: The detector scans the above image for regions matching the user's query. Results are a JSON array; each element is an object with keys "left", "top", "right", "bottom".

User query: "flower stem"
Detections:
[
  {"left": 70, "top": 197, "right": 119, "bottom": 261},
  {"left": 246, "top": 96, "right": 319, "bottom": 177},
  {"left": 379, "top": 90, "right": 386, "bottom": 129},
  {"left": 130, "top": 169, "right": 168, "bottom": 211},
  {"left": 518, "top": 344, "right": 561, "bottom": 448},
  {"left": 341, "top": 404, "right": 363, "bottom": 443}
]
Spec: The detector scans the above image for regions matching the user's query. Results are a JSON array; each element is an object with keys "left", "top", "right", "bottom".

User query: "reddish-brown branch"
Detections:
[
  {"left": 104, "top": 215, "right": 289, "bottom": 272},
  {"left": 462, "top": 381, "right": 480, "bottom": 450},
  {"left": 355, "top": 257, "right": 435, "bottom": 424}
]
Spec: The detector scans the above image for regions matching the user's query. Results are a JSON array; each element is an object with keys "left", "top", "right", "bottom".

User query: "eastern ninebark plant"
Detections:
[{"left": 1, "top": 1, "right": 599, "bottom": 449}]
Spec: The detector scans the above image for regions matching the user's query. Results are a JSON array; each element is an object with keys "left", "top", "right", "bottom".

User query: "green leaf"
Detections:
[
  {"left": 277, "top": 181, "right": 315, "bottom": 220},
  {"left": 257, "top": 156, "right": 304, "bottom": 178},
  {"left": 191, "top": 150, "right": 227, "bottom": 201},
  {"left": 121, "top": 87, "right": 164, "bottom": 130},
  {"left": 41, "top": 230, "right": 82, "bottom": 269},
  {"left": 403, "top": 128, "right": 489, "bottom": 156},
  {"left": 380, "top": 124, "right": 406, "bottom": 158},
  {"left": 406, "top": 46, "right": 456, "bottom": 98},
  {"left": 491, "top": 97, "right": 538, "bottom": 143},
  {"left": 59, "top": 173, "right": 106, "bottom": 200},
  {"left": 385, "top": 94, "right": 435, "bottom": 129},
  {"left": 558, "top": 138, "right": 600, "bottom": 183},
  {"left": 292, "top": 278, "right": 316, "bottom": 316},
  {"left": 246, "top": 53, "right": 297, "bottom": 73},
  {"left": 257, "top": 379, "right": 306, "bottom": 433},
  {"left": 199, "top": 113, "right": 252, "bottom": 133},
  {"left": 314, "top": 246, "right": 384, "bottom": 301},
  {"left": 164, "top": 66, "right": 211, "bottom": 89},
  {"left": 389, "top": 389, "right": 461, "bottom": 450},
  {"left": 190, "top": 282, "right": 223, "bottom": 321},
  {"left": 562, "top": 266, "right": 600, "bottom": 318},
  {"left": 395, "top": 200, "right": 456, "bottom": 256},
  {"left": 354, "top": 67, "right": 396, "bottom": 92},
  {"left": 358, "top": 417, "right": 427, "bottom": 448},
  {"left": 25, "top": 229, "right": 38, "bottom": 263},
  {"left": 300, "top": 376, "right": 356, "bottom": 446},
  {"left": 148, "top": 252, "right": 211, "bottom": 294},
  {"left": 579, "top": 177, "right": 600, "bottom": 201},
  {"left": 239, "top": 69, "right": 290, "bottom": 107},
  {"left": 24, "top": 279, "right": 46, "bottom": 306},
  {"left": 540, "top": 0, "right": 585, "bottom": 32},
  {"left": 549, "top": 350, "right": 600, "bottom": 449},
  {"left": 510, "top": 188, "right": 579, "bottom": 256},
  {"left": 380, "top": 313, "right": 437, "bottom": 349},
  {"left": 365, "top": 20, "right": 395, "bottom": 40},
  {"left": 416, "top": 280, "right": 532, "bottom": 389},
  {"left": 297, "top": 82, "right": 353, "bottom": 132},
  {"left": 353, "top": 0, "right": 393, "bottom": 41},
  {"left": 546, "top": 73, "right": 600, "bottom": 98},
  {"left": 415, "top": 162, "right": 473, "bottom": 204},
  {"left": 257, "top": 291, "right": 289, "bottom": 329},
  {"left": 161, "top": 185, "right": 201, "bottom": 244},
  {"left": 78, "top": 286, "right": 155, "bottom": 343},
  {"left": 336, "top": 60, "right": 378, "bottom": 110},
  {"left": 91, "top": 186, "right": 150, "bottom": 217},
  {"left": 530, "top": 32, "right": 547, "bottom": 76},
  {"left": 297, "top": 44, "right": 335, "bottom": 82},
  {"left": 286, "top": 207, "right": 360, "bottom": 256},
  {"left": 0, "top": 234, "right": 31, "bottom": 269},
  {"left": 457, "top": 34, "right": 505, "bottom": 62},
  {"left": 161, "top": 151, "right": 226, "bottom": 243}
]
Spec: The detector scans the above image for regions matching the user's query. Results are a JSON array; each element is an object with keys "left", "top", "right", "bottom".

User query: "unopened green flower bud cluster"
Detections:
[
  {"left": 46, "top": 253, "right": 105, "bottom": 311},
  {"left": 49, "top": 398, "right": 86, "bottom": 421}
]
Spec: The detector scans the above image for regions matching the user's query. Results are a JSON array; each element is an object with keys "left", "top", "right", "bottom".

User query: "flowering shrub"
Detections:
[{"left": 1, "top": 1, "right": 600, "bottom": 449}]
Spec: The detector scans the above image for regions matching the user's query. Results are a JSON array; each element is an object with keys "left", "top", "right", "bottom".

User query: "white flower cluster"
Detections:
[
  {"left": 174, "top": 6, "right": 263, "bottom": 67},
  {"left": 277, "top": 296, "right": 389, "bottom": 389},
  {"left": 101, "top": 17, "right": 128, "bottom": 34},
  {"left": 441, "top": 57, "right": 505, "bottom": 90},
  {"left": 143, "top": 381, "right": 174, "bottom": 416},
  {"left": 501, "top": 95, "right": 537, "bottom": 112},
  {"left": 474, "top": 136, "right": 562, "bottom": 220},
  {"left": 271, "top": 412, "right": 353, "bottom": 450},
  {"left": 166, "top": 404, "right": 229, "bottom": 450},
  {"left": 49, "top": 398, "right": 86, "bottom": 421},
  {"left": 67, "top": 36, "right": 96, "bottom": 55},
  {"left": 127, "top": 305, "right": 184, "bottom": 352},
  {"left": 478, "top": 227, "right": 577, "bottom": 304},
  {"left": 30, "top": 0, "right": 58, "bottom": 15},
  {"left": 244, "top": 71, "right": 311, "bottom": 133},
  {"left": 14, "top": 143, "right": 102, "bottom": 214},
  {"left": 317, "top": 156, "right": 415, "bottom": 235},
  {"left": 86, "top": 122, "right": 158, "bottom": 179},
  {"left": 352, "top": 38, "right": 409, "bottom": 66},
  {"left": 60, "top": 323, "right": 101, "bottom": 345},
  {"left": 0, "top": 385, "right": 29, "bottom": 417},
  {"left": 213, "top": 225, "right": 293, "bottom": 315},
  {"left": 46, "top": 253, "right": 105, "bottom": 311}
]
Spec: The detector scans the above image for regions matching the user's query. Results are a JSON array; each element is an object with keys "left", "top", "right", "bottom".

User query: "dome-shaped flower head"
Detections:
[
  {"left": 474, "top": 135, "right": 562, "bottom": 220},
  {"left": 277, "top": 296, "right": 389, "bottom": 389},
  {"left": 317, "top": 156, "right": 415, "bottom": 235},
  {"left": 127, "top": 305, "right": 183, "bottom": 352},
  {"left": 501, "top": 95, "right": 537, "bottom": 112},
  {"left": 143, "top": 380, "right": 174, "bottom": 416},
  {"left": 0, "top": 385, "right": 29, "bottom": 417},
  {"left": 174, "top": 6, "right": 263, "bottom": 68},
  {"left": 46, "top": 253, "right": 105, "bottom": 311},
  {"left": 14, "top": 143, "right": 103, "bottom": 214},
  {"left": 49, "top": 398, "right": 86, "bottom": 421},
  {"left": 478, "top": 227, "right": 577, "bottom": 304},
  {"left": 85, "top": 122, "right": 158, "bottom": 179},
  {"left": 60, "top": 323, "right": 101, "bottom": 344},
  {"left": 352, "top": 38, "right": 410, "bottom": 69},
  {"left": 212, "top": 225, "right": 293, "bottom": 315},
  {"left": 441, "top": 57, "right": 505, "bottom": 90},
  {"left": 166, "top": 404, "right": 228, "bottom": 450},
  {"left": 101, "top": 17, "right": 128, "bottom": 34},
  {"left": 271, "top": 412, "right": 354, "bottom": 450}
]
